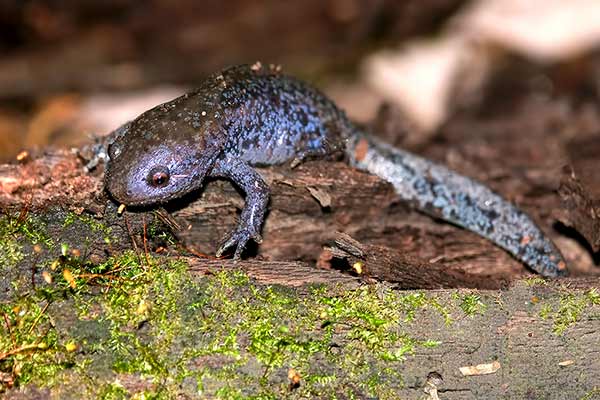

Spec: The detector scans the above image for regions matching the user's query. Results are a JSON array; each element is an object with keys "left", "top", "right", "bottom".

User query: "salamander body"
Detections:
[{"left": 104, "top": 64, "right": 567, "bottom": 277}]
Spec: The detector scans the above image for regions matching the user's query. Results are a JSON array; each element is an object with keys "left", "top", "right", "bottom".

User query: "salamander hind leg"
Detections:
[
  {"left": 290, "top": 134, "right": 343, "bottom": 168},
  {"left": 210, "top": 156, "right": 269, "bottom": 259}
]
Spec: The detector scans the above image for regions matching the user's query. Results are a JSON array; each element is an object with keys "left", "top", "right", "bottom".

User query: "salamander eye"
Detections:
[{"left": 148, "top": 167, "right": 170, "bottom": 187}]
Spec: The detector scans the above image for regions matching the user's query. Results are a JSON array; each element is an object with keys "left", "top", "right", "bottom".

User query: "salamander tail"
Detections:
[{"left": 346, "top": 132, "right": 567, "bottom": 277}]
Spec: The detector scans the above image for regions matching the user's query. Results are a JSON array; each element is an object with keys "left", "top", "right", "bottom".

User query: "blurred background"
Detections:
[{"left": 0, "top": 0, "right": 599, "bottom": 162}]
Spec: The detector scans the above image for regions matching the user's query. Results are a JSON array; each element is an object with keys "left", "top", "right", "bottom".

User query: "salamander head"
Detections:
[{"left": 104, "top": 103, "right": 222, "bottom": 207}]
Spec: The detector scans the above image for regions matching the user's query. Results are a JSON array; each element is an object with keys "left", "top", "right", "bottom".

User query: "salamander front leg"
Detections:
[{"left": 210, "top": 156, "right": 269, "bottom": 259}]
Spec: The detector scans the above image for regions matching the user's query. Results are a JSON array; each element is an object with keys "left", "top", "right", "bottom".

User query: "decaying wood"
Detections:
[
  {"left": 1, "top": 126, "right": 599, "bottom": 291},
  {"left": 328, "top": 232, "right": 507, "bottom": 289},
  {"left": 1, "top": 97, "right": 599, "bottom": 290},
  {"left": 558, "top": 136, "right": 600, "bottom": 254},
  {"left": 0, "top": 151, "right": 553, "bottom": 291},
  {"left": 185, "top": 257, "right": 360, "bottom": 288}
]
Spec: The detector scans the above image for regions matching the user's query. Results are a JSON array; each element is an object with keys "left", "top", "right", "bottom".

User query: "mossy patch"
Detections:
[
  {"left": 580, "top": 387, "right": 600, "bottom": 400},
  {"left": 1, "top": 249, "right": 459, "bottom": 399},
  {"left": 523, "top": 277, "right": 547, "bottom": 287},
  {"left": 62, "top": 211, "right": 113, "bottom": 246},
  {"left": 0, "top": 210, "right": 119, "bottom": 298},
  {"left": 455, "top": 292, "right": 488, "bottom": 317},
  {"left": 539, "top": 288, "right": 600, "bottom": 335},
  {"left": 5, "top": 209, "right": 594, "bottom": 398},
  {"left": 0, "top": 211, "right": 54, "bottom": 269}
]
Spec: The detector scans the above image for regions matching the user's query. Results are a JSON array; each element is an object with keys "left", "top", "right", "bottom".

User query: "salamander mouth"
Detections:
[
  {"left": 104, "top": 171, "right": 204, "bottom": 208},
  {"left": 105, "top": 176, "right": 161, "bottom": 205},
  {"left": 105, "top": 186, "right": 171, "bottom": 208},
  {"left": 104, "top": 175, "right": 152, "bottom": 208}
]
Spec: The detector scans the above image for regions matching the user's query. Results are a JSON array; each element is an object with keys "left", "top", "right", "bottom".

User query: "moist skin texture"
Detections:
[{"left": 104, "top": 63, "right": 567, "bottom": 277}]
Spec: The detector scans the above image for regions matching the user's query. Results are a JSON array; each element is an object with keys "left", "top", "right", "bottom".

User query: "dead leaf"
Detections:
[{"left": 459, "top": 361, "right": 501, "bottom": 376}]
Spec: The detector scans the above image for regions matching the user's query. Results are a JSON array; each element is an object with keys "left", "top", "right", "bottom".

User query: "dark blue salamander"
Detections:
[{"left": 104, "top": 63, "right": 567, "bottom": 277}]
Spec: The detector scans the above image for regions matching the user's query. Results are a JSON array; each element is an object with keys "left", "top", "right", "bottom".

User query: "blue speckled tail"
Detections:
[{"left": 347, "top": 131, "right": 567, "bottom": 277}]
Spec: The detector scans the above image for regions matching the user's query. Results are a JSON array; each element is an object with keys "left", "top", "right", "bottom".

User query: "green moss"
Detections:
[
  {"left": 63, "top": 212, "right": 113, "bottom": 245},
  {"left": 454, "top": 293, "right": 487, "bottom": 317},
  {"left": 523, "top": 277, "right": 547, "bottom": 287},
  {"left": 3, "top": 208, "right": 598, "bottom": 397},
  {"left": 146, "top": 213, "right": 177, "bottom": 246},
  {"left": 0, "top": 212, "right": 53, "bottom": 268},
  {"left": 63, "top": 212, "right": 109, "bottom": 235},
  {"left": 580, "top": 387, "right": 600, "bottom": 400},
  {"left": 184, "top": 275, "right": 449, "bottom": 398},
  {"left": 0, "top": 292, "right": 73, "bottom": 390},
  {"left": 97, "top": 382, "right": 129, "bottom": 400},
  {"left": 0, "top": 236, "right": 23, "bottom": 267},
  {"left": 2, "top": 245, "right": 469, "bottom": 399},
  {"left": 539, "top": 288, "right": 600, "bottom": 335},
  {"left": 539, "top": 304, "right": 552, "bottom": 320}
]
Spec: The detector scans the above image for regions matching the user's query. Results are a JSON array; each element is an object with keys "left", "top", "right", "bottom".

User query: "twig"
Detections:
[
  {"left": 78, "top": 273, "right": 127, "bottom": 282},
  {"left": 142, "top": 215, "right": 151, "bottom": 265},
  {"left": 123, "top": 213, "right": 143, "bottom": 267},
  {"left": 26, "top": 301, "right": 50, "bottom": 336},
  {"left": 0, "top": 343, "right": 43, "bottom": 361},
  {"left": 2, "top": 311, "right": 15, "bottom": 347}
]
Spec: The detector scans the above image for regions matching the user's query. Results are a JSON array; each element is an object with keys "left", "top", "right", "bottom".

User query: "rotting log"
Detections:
[
  {"left": 0, "top": 132, "right": 599, "bottom": 398},
  {"left": 558, "top": 136, "right": 600, "bottom": 255},
  {"left": 0, "top": 94, "right": 599, "bottom": 397},
  {"left": 1, "top": 121, "right": 599, "bottom": 290},
  {"left": 0, "top": 148, "right": 572, "bottom": 291}
]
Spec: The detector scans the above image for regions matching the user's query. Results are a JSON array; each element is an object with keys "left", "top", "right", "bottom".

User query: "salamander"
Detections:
[{"left": 104, "top": 63, "right": 567, "bottom": 277}]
